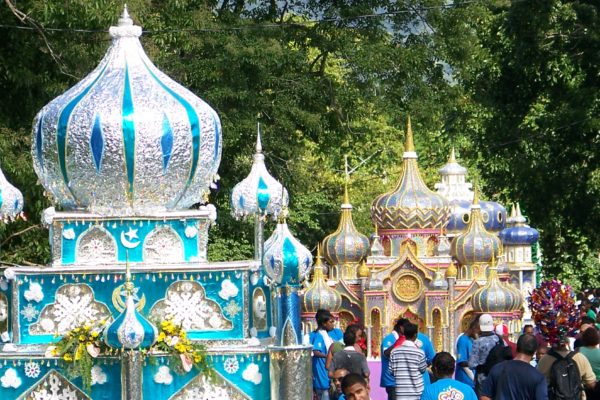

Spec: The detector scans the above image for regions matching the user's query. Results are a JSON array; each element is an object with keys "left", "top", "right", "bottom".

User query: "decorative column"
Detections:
[{"left": 122, "top": 350, "right": 143, "bottom": 400}]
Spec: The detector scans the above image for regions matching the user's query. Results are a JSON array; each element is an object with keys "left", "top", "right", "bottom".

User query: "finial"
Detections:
[
  {"left": 256, "top": 123, "right": 263, "bottom": 153},
  {"left": 343, "top": 155, "right": 350, "bottom": 204},
  {"left": 510, "top": 203, "right": 517, "bottom": 218},
  {"left": 449, "top": 147, "right": 456, "bottom": 163},
  {"left": 472, "top": 183, "right": 480, "bottom": 205},
  {"left": 516, "top": 202, "right": 522, "bottom": 217},
  {"left": 374, "top": 225, "right": 378, "bottom": 236},
  {"left": 124, "top": 251, "right": 134, "bottom": 294},
  {"left": 122, "top": 4, "right": 130, "bottom": 19},
  {"left": 404, "top": 115, "right": 415, "bottom": 152}
]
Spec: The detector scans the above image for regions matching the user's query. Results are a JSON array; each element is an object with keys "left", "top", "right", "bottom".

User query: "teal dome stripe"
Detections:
[{"left": 122, "top": 64, "right": 136, "bottom": 197}]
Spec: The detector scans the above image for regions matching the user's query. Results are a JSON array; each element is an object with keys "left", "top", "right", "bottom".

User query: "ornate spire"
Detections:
[
  {"left": 404, "top": 115, "right": 415, "bottom": 153},
  {"left": 449, "top": 147, "right": 456, "bottom": 163},
  {"left": 231, "top": 124, "right": 288, "bottom": 219},
  {"left": 302, "top": 245, "right": 342, "bottom": 313},
  {"left": 323, "top": 162, "right": 369, "bottom": 273},
  {"left": 371, "top": 117, "right": 449, "bottom": 230}
]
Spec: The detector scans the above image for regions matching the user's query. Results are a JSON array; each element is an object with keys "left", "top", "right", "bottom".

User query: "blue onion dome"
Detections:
[
  {"left": 32, "top": 7, "right": 221, "bottom": 215},
  {"left": 479, "top": 201, "right": 507, "bottom": 232},
  {"left": 231, "top": 125, "right": 288, "bottom": 219},
  {"left": 371, "top": 117, "right": 450, "bottom": 230},
  {"left": 446, "top": 199, "right": 471, "bottom": 234},
  {"left": 0, "top": 164, "right": 23, "bottom": 221},
  {"left": 499, "top": 203, "right": 539, "bottom": 245},
  {"left": 262, "top": 212, "right": 313, "bottom": 285},
  {"left": 472, "top": 264, "right": 517, "bottom": 313},
  {"left": 105, "top": 269, "right": 157, "bottom": 349},
  {"left": 322, "top": 183, "right": 369, "bottom": 267},
  {"left": 302, "top": 246, "right": 341, "bottom": 313},
  {"left": 451, "top": 190, "right": 502, "bottom": 266}
]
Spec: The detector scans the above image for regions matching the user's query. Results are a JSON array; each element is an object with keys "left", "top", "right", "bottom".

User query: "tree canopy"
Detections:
[{"left": 0, "top": 0, "right": 597, "bottom": 289}]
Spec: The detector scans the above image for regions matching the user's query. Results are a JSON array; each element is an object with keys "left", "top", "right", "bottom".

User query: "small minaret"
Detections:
[{"left": 499, "top": 203, "right": 539, "bottom": 322}]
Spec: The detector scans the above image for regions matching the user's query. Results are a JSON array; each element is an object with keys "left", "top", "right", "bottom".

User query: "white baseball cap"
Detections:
[{"left": 479, "top": 314, "right": 494, "bottom": 332}]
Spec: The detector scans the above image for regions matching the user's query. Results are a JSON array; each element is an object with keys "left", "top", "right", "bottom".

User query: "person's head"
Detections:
[
  {"left": 332, "top": 368, "right": 349, "bottom": 394},
  {"left": 431, "top": 351, "right": 455, "bottom": 379},
  {"left": 316, "top": 309, "right": 335, "bottom": 331},
  {"left": 341, "top": 373, "right": 370, "bottom": 400},
  {"left": 581, "top": 326, "right": 600, "bottom": 347},
  {"left": 344, "top": 326, "right": 358, "bottom": 347},
  {"left": 536, "top": 344, "right": 548, "bottom": 361},
  {"left": 494, "top": 323, "right": 509, "bottom": 339},
  {"left": 581, "top": 316, "right": 595, "bottom": 326},
  {"left": 523, "top": 324, "right": 534, "bottom": 335},
  {"left": 478, "top": 314, "right": 494, "bottom": 333},
  {"left": 467, "top": 318, "right": 480, "bottom": 337},
  {"left": 403, "top": 322, "right": 418, "bottom": 341},
  {"left": 582, "top": 299, "right": 591, "bottom": 311},
  {"left": 516, "top": 333, "right": 538, "bottom": 357},
  {"left": 393, "top": 317, "right": 409, "bottom": 335}
]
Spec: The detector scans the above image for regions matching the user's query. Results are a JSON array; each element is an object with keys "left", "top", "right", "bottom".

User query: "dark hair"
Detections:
[
  {"left": 432, "top": 352, "right": 455, "bottom": 377},
  {"left": 516, "top": 333, "right": 538, "bottom": 356},
  {"left": 344, "top": 324, "right": 360, "bottom": 346},
  {"left": 394, "top": 317, "right": 409, "bottom": 332},
  {"left": 581, "top": 316, "right": 596, "bottom": 325},
  {"left": 403, "top": 322, "right": 418, "bottom": 339},
  {"left": 316, "top": 309, "right": 333, "bottom": 327},
  {"left": 341, "top": 373, "right": 368, "bottom": 394},
  {"left": 582, "top": 327, "right": 600, "bottom": 347},
  {"left": 469, "top": 318, "right": 480, "bottom": 330},
  {"left": 523, "top": 324, "right": 534, "bottom": 332}
]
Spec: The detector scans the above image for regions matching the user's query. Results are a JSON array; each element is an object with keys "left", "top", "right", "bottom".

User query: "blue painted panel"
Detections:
[
  {"left": 0, "top": 359, "right": 121, "bottom": 400},
  {"left": 160, "top": 113, "right": 173, "bottom": 172},
  {"left": 142, "top": 353, "right": 270, "bottom": 400},
  {"left": 60, "top": 219, "right": 201, "bottom": 264},
  {"left": 90, "top": 114, "right": 104, "bottom": 172},
  {"left": 17, "top": 271, "right": 246, "bottom": 344}
]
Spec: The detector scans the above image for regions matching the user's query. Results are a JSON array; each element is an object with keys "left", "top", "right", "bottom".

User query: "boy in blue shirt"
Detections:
[
  {"left": 310, "top": 309, "right": 343, "bottom": 400},
  {"left": 421, "top": 352, "right": 477, "bottom": 400},
  {"left": 455, "top": 319, "right": 479, "bottom": 388}
]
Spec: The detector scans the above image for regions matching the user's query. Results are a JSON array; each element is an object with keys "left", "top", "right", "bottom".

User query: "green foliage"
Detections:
[{"left": 0, "top": 0, "right": 598, "bottom": 288}]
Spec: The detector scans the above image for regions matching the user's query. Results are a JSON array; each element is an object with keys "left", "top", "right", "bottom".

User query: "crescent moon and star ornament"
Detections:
[{"left": 121, "top": 227, "right": 141, "bottom": 249}]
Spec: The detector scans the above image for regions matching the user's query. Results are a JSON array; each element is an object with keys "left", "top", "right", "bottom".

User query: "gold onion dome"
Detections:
[
  {"left": 472, "top": 263, "right": 517, "bottom": 313},
  {"left": 302, "top": 246, "right": 342, "bottom": 313},
  {"left": 322, "top": 181, "right": 369, "bottom": 267},
  {"left": 371, "top": 117, "right": 449, "bottom": 230},
  {"left": 445, "top": 260, "right": 458, "bottom": 279},
  {"left": 451, "top": 189, "right": 502, "bottom": 266}
]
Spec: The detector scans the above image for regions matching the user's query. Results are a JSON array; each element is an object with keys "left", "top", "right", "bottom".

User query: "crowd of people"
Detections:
[{"left": 309, "top": 301, "right": 600, "bottom": 400}]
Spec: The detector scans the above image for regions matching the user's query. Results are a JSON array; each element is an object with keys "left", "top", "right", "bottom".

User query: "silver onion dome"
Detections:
[
  {"left": 32, "top": 7, "right": 222, "bottom": 215},
  {"left": 0, "top": 165, "right": 23, "bottom": 221},
  {"left": 231, "top": 125, "right": 288, "bottom": 219},
  {"left": 263, "top": 213, "right": 312, "bottom": 285}
]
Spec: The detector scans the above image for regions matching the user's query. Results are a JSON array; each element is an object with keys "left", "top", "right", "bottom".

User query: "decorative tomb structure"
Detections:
[{"left": 0, "top": 8, "right": 311, "bottom": 400}]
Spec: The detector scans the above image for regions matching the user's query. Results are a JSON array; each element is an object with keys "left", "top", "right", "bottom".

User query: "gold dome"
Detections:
[
  {"left": 371, "top": 117, "right": 450, "bottom": 230},
  {"left": 302, "top": 246, "right": 342, "bottom": 313}
]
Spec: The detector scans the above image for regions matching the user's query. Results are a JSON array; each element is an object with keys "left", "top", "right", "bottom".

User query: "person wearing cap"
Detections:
[
  {"left": 468, "top": 314, "right": 503, "bottom": 396},
  {"left": 495, "top": 323, "right": 517, "bottom": 357}
]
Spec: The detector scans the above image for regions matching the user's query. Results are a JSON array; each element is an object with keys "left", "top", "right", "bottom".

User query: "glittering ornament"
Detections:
[{"left": 528, "top": 279, "right": 580, "bottom": 345}]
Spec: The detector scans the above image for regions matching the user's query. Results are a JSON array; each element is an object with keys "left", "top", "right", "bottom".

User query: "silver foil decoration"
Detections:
[
  {"left": 170, "top": 372, "right": 249, "bottom": 400},
  {"left": 262, "top": 218, "right": 312, "bottom": 285},
  {"left": 117, "top": 297, "right": 146, "bottom": 349},
  {"left": 122, "top": 351, "right": 143, "bottom": 400},
  {"left": 0, "top": 164, "right": 23, "bottom": 221},
  {"left": 20, "top": 370, "right": 91, "bottom": 400},
  {"left": 31, "top": 7, "right": 222, "bottom": 215},
  {"left": 230, "top": 126, "right": 288, "bottom": 219},
  {"left": 269, "top": 346, "right": 312, "bottom": 400}
]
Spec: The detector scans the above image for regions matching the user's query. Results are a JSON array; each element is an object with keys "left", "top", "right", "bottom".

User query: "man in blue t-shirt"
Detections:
[
  {"left": 421, "top": 352, "right": 477, "bottom": 400},
  {"left": 415, "top": 331, "right": 435, "bottom": 385},
  {"left": 455, "top": 318, "right": 479, "bottom": 388},
  {"left": 310, "top": 309, "right": 344, "bottom": 400},
  {"left": 480, "top": 334, "right": 547, "bottom": 400}
]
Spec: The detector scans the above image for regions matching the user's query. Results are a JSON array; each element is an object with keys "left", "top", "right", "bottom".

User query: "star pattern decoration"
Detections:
[
  {"left": 223, "top": 300, "right": 241, "bottom": 318},
  {"left": 124, "top": 228, "right": 138, "bottom": 241},
  {"left": 20, "top": 303, "right": 40, "bottom": 322}
]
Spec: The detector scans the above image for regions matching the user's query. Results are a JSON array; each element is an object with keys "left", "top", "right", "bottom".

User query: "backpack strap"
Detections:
[{"left": 548, "top": 348, "right": 565, "bottom": 361}]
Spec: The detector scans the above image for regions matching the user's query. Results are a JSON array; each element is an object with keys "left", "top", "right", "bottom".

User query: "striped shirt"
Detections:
[{"left": 388, "top": 340, "right": 427, "bottom": 399}]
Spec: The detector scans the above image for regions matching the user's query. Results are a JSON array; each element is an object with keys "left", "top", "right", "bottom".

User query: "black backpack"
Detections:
[
  {"left": 481, "top": 334, "right": 513, "bottom": 374},
  {"left": 548, "top": 350, "right": 583, "bottom": 400}
]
